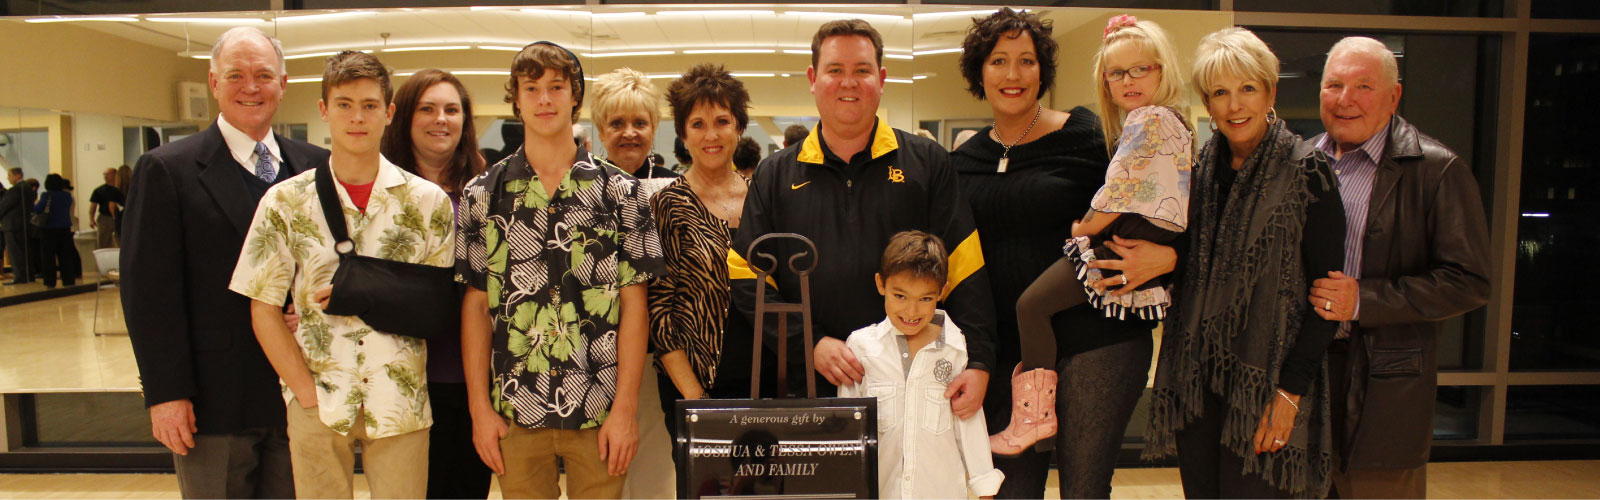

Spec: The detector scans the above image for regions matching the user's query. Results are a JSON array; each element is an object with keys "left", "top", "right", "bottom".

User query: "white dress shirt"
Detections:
[
  {"left": 838, "top": 311, "right": 1005, "bottom": 499},
  {"left": 216, "top": 115, "right": 282, "bottom": 176}
]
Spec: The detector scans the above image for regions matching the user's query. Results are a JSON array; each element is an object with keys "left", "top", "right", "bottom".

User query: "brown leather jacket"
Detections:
[{"left": 1321, "top": 115, "right": 1492, "bottom": 471}]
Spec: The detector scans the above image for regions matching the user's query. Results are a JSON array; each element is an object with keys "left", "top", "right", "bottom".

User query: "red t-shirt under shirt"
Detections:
[{"left": 339, "top": 179, "right": 375, "bottom": 213}]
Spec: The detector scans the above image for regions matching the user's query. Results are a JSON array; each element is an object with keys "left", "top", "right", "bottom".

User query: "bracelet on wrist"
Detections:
[{"left": 1276, "top": 388, "right": 1300, "bottom": 411}]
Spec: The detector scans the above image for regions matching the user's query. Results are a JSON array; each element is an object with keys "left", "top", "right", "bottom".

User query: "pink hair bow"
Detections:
[{"left": 1104, "top": 14, "right": 1139, "bottom": 39}]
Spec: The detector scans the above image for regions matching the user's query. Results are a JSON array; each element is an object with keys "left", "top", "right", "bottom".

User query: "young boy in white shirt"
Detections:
[{"left": 838, "top": 230, "right": 1004, "bottom": 499}]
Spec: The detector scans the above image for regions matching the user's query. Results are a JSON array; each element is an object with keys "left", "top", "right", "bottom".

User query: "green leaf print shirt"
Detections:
[
  {"left": 229, "top": 156, "right": 452, "bottom": 438},
  {"left": 456, "top": 147, "right": 665, "bottom": 430}
]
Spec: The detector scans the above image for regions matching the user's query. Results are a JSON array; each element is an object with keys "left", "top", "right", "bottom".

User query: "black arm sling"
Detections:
[{"left": 315, "top": 164, "right": 458, "bottom": 340}]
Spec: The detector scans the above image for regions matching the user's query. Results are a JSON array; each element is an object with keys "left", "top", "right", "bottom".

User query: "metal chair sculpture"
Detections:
[{"left": 744, "top": 232, "right": 819, "bottom": 399}]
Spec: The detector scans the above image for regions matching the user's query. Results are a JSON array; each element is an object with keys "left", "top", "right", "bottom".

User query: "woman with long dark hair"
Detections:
[{"left": 378, "top": 68, "right": 489, "bottom": 500}]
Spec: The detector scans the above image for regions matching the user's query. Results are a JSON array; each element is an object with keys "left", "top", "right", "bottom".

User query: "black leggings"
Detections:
[
  {"left": 993, "top": 335, "right": 1153, "bottom": 499},
  {"left": 1015, "top": 257, "right": 1086, "bottom": 371},
  {"left": 1175, "top": 388, "right": 1292, "bottom": 499}
]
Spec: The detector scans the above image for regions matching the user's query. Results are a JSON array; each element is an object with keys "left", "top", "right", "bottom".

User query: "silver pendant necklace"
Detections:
[{"left": 993, "top": 104, "right": 1041, "bottom": 173}]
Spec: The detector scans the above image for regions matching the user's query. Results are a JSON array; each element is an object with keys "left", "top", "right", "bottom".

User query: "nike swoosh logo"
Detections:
[{"left": 791, "top": 181, "right": 811, "bottom": 190}]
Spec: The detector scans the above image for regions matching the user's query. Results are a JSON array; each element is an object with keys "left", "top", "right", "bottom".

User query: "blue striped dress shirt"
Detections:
[{"left": 1316, "top": 123, "right": 1388, "bottom": 339}]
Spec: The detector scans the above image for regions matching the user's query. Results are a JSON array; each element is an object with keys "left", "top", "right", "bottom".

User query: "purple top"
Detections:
[{"left": 427, "top": 189, "right": 466, "bottom": 383}]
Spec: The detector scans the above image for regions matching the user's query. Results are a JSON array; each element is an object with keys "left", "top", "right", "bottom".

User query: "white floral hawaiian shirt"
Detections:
[{"left": 229, "top": 156, "right": 453, "bottom": 438}]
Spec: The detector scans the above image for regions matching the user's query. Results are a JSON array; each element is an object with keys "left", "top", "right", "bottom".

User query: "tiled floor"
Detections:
[
  {"left": 0, "top": 288, "right": 137, "bottom": 393},
  {"left": 0, "top": 461, "right": 1596, "bottom": 499}
]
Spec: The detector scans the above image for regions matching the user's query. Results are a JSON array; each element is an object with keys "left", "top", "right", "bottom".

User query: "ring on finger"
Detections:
[
  {"left": 1273, "top": 438, "right": 1286, "bottom": 445},
  {"left": 1324, "top": 300, "right": 1332, "bottom": 311},
  {"left": 1121, "top": 274, "right": 1129, "bottom": 286}
]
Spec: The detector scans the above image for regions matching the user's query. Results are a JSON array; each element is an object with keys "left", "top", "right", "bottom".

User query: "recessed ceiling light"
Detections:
[
  {"left": 478, "top": 45, "right": 526, "bottom": 51},
  {"left": 287, "top": 77, "right": 322, "bottom": 84},
  {"left": 730, "top": 73, "right": 776, "bottom": 78},
  {"left": 885, "top": 54, "right": 914, "bottom": 60},
  {"left": 912, "top": 48, "right": 963, "bottom": 56},
  {"left": 783, "top": 49, "right": 813, "bottom": 55},
  {"left": 885, "top": 78, "right": 913, "bottom": 84}
]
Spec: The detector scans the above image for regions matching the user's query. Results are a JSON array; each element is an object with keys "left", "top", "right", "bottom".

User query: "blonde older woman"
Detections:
[
  {"left": 592, "top": 67, "right": 676, "bottom": 179},
  {"left": 1142, "top": 27, "right": 1346, "bottom": 499}
]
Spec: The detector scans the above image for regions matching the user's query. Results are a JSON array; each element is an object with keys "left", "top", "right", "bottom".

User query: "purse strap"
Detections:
[{"left": 314, "top": 165, "right": 354, "bottom": 255}]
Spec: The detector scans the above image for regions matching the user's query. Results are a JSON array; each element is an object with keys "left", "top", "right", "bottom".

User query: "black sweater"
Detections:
[{"left": 951, "top": 107, "right": 1158, "bottom": 367}]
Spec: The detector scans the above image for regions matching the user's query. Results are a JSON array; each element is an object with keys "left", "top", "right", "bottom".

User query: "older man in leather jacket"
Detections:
[{"left": 1308, "top": 37, "right": 1492, "bottom": 498}]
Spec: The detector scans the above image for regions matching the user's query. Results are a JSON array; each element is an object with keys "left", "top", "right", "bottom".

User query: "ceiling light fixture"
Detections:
[
  {"left": 24, "top": 16, "right": 138, "bottom": 23},
  {"left": 283, "top": 51, "right": 340, "bottom": 60},
  {"left": 885, "top": 78, "right": 913, "bottom": 84},
  {"left": 782, "top": 49, "right": 812, "bottom": 55},
  {"left": 287, "top": 77, "right": 323, "bottom": 84},
  {"left": 477, "top": 45, "right": 525, "bottom": 51},
  {"left": 592, "top": 12, "right": 646, "bottom": 19},
  {"left": 382, "top": 45, "right": 472, "bottom": 53},
  {"left": 730, "top": 72, "right": 776, "bottom": 78},
  {"left": 912, "top": 48, "right": 963, "bottom": 56},
  {"left": 147, "top": 16, "right": 269, "bottom": 23},
  {"left": 588, "top": 50, "right": 674, "bottom": 58},
  {"left": 276, "top": 11, "right": 373, "bottom": 22},
  {"left": 658, "top": 10, "right": 775, "bottom": 17},
  {"left": 783, "top": 11, "right": 906, "bottom": 23},
  {"left": 518, "top": 8, "right": 589, "bottom": 16},
  {"left": 452, "top": 70, "right": 512, "bottom": 76},
  {"left": 683, "top": 49, "right": 776, "bottom": 54},
  {"left": 911, "top": 10, "right": 999, "bottom": 20},
  {"left": 885, "top": 54, "right": 914, "bottom": 60}
]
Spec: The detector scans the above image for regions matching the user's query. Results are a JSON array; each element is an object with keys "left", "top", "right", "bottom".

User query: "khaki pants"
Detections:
[
  {"left": 94, "top": 215, "right": 117, "bottom": 249},
  {"left": 499, "top": 424, "right": 625, "bottom": 499},
  {"left": 286, "top": 399, "right": 429, "bottom": 499}
]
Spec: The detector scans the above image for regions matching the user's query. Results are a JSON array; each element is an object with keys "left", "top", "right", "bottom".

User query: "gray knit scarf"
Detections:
[{"left": 1143, "top": 119, "right": 1334, "bottom": 498}]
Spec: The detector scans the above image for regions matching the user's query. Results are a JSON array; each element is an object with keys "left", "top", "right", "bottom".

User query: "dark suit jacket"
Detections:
[
  {"left": 121, "top": 121, "right": 329, "bottom": 434},
  {"left": 1316, "top": 115, "right": 1491, "bottom": 470},
  {"left": 0, "top": 181, "right": 36, "bottom": 232}
]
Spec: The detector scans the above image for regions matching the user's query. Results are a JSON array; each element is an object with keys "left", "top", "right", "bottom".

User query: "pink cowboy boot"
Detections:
[{"left": 989, "top": 364, "right": 1059, "bottom": 455}]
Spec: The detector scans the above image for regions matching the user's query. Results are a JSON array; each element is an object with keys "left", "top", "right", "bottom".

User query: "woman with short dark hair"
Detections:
[{"left": 649, "top": 64, "right": 753, "bottom": 457}]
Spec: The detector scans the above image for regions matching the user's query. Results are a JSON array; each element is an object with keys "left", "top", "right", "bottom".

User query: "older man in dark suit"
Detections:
[
  {"left": 122, "top": 27, "right": 329, "bottom": 498},
  {"left": 1308, "top": 36, "right": 1492, "bottom": 499},
  {"left": 0, "top": 168, "right": 33, "bottom": 284}
]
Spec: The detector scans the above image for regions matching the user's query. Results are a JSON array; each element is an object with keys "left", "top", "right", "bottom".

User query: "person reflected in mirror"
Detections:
[
  {"left": 89, "top": 167, "right": 124, "bottom": 249},
  {"left": 32, "top": 173, "right": 79, "bottom": 288}
]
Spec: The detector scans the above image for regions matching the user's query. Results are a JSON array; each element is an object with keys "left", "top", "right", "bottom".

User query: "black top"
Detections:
[
  {"left": 1212, "top": 152, "right": 1344, "bottom": 395},
  {"left": 90, "top": 184, "right": 124, "bottom": 218},
  {"left": 951, "top": 106, "right": 1158, "bottom": 361}
]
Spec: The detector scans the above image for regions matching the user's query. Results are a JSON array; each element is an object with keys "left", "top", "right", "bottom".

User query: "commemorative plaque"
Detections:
[
  {"left": 674, "top": 233, "right": 879, "bottom": 499},
  {"left": 675, "top": 398, "right": 878, "bottom": 499}
]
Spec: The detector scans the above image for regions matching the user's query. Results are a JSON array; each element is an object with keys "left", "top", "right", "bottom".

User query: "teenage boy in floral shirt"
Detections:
[
  {"left": 229, "top": 51, "right": 453, "bottom": 499},
  {"left": 457, "top": 41, "right": 665, "bottom": 499}
]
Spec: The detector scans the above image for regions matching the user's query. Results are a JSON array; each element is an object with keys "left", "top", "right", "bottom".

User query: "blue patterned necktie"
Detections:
[{"left": 254, "top": 142, "right": 276, "bottom": 183}]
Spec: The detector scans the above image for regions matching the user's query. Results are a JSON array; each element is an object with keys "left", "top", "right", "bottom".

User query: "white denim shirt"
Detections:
[{"left": 838, "top": 311, "right": 1004, "bottom": 499}]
